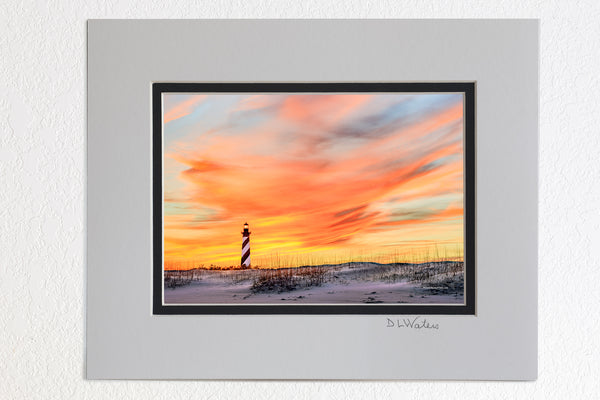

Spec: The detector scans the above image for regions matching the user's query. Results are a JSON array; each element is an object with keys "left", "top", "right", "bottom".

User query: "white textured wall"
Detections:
[{"left": 1, "top": 1, "right": 598, "bottom": 399}]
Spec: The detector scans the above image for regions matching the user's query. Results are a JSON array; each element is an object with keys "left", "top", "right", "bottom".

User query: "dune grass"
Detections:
[{"left": 164, "top": 244, "right": 464, "bottom": 296}]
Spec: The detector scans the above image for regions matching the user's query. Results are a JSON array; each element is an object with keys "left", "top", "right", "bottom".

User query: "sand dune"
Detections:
[{"left": 163, "top": 261, "right": 464, "bottom": 305}]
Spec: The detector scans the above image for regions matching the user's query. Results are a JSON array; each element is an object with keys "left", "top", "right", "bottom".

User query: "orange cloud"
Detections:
[
  {"left": 162, "top": 93, "right": 465, "bottom": 268},
  {"left": 163, "top": 95, "right": 207, "bottom": 123}
]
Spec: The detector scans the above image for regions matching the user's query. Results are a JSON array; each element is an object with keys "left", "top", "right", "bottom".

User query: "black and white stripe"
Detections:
[{"left": 241, "top": 235, "right": 250, "bottom": 267}]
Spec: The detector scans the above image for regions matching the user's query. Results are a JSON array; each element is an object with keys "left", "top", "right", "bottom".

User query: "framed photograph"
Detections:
[
  {"left": 153, "top": 82, "right": 475, "bottom": 315},
  {"left": 88, "top": 20, "right": 537, "bottom": 380}
]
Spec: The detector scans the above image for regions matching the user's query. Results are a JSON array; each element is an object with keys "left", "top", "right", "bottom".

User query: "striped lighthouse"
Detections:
[{"left": 241, "top": 222, "right": 251, "bottom": 269}]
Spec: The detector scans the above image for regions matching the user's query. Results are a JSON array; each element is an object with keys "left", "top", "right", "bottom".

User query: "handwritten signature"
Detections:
[{"left": 386, "top": 316, "right": 439, "bottom": 330}]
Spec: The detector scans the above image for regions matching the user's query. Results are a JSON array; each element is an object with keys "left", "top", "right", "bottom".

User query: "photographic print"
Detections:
[{"left": 153, "top": 83, "right": 474, "bottom": 314}]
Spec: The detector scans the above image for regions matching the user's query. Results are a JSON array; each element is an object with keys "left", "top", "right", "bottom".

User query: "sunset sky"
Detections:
[{"left": 162, "top": 92, "right": 464, "bottom": 269}]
